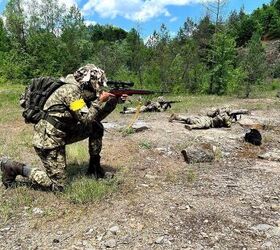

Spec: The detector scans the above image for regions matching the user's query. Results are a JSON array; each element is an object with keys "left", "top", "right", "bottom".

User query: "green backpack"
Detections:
[{"left": 20, "top": 77, "right": 66, "bottom": 124}]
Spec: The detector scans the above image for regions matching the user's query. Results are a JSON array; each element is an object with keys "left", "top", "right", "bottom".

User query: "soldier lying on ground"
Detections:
[
  {"left": 120, "top": 97, "right": 172, "bottom": 114},
  {"left": 0, "top": 64, "right": 127, "bottom": 191},
  {"left": 169, "top": 107, "right": 249, "bottom": 130}
]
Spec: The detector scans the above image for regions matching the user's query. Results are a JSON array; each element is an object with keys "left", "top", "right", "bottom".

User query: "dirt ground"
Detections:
[{"left": 0, "top": 98, "right": 280, "bottom": 250}]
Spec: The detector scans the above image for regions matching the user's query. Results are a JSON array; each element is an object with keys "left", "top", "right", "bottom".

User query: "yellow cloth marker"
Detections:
[{"left": 70, "top": 99, "right": 86, "bottom": 111}]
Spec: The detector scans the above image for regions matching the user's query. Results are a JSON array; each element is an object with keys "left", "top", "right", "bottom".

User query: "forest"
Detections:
[{"left": 1, "top": 0, "right": 280, "bottom": 96}]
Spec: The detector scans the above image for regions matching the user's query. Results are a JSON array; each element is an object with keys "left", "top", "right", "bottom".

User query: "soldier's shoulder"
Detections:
[{"left": 59, "top": 82, "right": 80, "bottom": 93}]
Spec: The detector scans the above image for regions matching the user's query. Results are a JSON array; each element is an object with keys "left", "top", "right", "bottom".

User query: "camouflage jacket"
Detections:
[{"left": 33, "top": 74, "right": 102, "bottom": 149}]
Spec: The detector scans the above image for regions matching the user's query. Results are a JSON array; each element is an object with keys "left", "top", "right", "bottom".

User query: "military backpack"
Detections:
[{"left": 20, "top": 77, "right": 66, "bottom": 124}]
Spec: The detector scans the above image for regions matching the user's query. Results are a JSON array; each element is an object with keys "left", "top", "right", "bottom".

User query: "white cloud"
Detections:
[
  {"left": 58, "top": 0, "right": 77, "bottom": 8},
  {"left": 169, "top": 16, "right": 178, "bottom": 22},
  {"left": 82, "top": 0, "right": 214, "bottom": 22},
  {"left": 84, "top": 20, "right": 97, "bottom": 26}
]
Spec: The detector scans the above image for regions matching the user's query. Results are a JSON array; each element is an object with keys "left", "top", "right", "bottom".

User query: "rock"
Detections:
[
  {"left": 85, "top": 228, "right": 94, "bottom": 235},
  {"left": 53, "top": 239, "right": 60, "bottom": 244},
  {"left": 155, "top": 236, "right": 165, "bottom": 244},
  {"left": 201, "top": 232, "right": 208, "bottom": 238},
  {"left": 132, "top": 122, "right": 150, "bottom": 132},
  {"left": 32, "top": 208, "right": 44, "bottom": 215},
  {"left": 181, "top": 144, "right": 215, "bottom": 164},
  {"left": 0, "top": 226, "right": 11, "bottom": 232},
  {"left": 258, "top": 150, "right": 280, "bottom": 162},
  {"left": 104, "top": 239, "right": 117, "bottom": 248},
  {"left": 103, "top": 122, "right": 121, "bottom": 129},
  {"left": 271, "top": 204, "right": 280, "bottom": 211},
  {"left": 261, "top": 241, "right": 273, "bottom": 249},
  {"left": 251, "top": 224, "right": 273, "bottom": 231},
  {"left": 178, "top": 205, "right": 191, "bottom": 211},
  {"left": 238, "top": 118, "right": 265, "bottom": 130},
  {"left": 109, "top": 226, "right": 120, "bottom": 235},
  {"left": 267, "top": 227, "right": 280, "bottom": 237}
]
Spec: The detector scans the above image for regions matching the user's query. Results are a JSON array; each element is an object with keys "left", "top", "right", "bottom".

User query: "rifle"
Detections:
[
  {"left": 106, "top": 80, "right": 168, "bottom": 97},
  {"left": 158, "top": 100, "right": 180, "bottom": 109},
  {"left": 229, "top": 109, "right": 250, "bottom": 121}
]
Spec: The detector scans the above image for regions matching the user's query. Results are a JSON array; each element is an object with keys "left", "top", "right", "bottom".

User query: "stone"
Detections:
[
  {"left": 261, "top": 241, "right": 273, "bottom": 249},
  {"left": 251, "top": 224, "right": 273, "bottom": 231},
  {"left": 32, "top": 208, "right": 44, "bottom": 215},
  {"left": 238, "top": 118, "right": 265, "bottom": 130},
  {"left": 109, "top": 226, "right": 120, "bottom": 235},
  {"left": 271, "top": 204, "right": 280, "bottom": 211},
  {"left": 181, "top": 144, "right": 215, "bottom": 164},
  {"left": 267, "top": 227, "right": 280, "bottom": 237},
  {"left": 258, "top": 150, "right": 280, "bottom": 162},
  {"left": 104, "top": 239, "right": 117, "bottom": 248},
  {"left": 155, "top": 236, "right": 165, "bottom": 244}
]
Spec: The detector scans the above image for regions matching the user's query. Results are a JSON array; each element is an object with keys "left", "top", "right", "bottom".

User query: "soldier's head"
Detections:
[
  {"left": 74, "top": 64, "right": 107, "bottom": 91},
  {"left": 157, "top": 96, "right": 165, "bottom": 102}
]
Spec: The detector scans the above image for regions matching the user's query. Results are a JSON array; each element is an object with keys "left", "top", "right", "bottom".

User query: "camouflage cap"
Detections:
[{"left": 74, "top": 64, "right": 107, "bottom": 88}]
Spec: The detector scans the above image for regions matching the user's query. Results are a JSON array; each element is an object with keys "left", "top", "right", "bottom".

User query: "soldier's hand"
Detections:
[{"left": 99, "top": 91, "right": 115, "bottom": 103}]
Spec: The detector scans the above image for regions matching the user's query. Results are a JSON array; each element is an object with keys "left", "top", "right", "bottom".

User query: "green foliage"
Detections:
[
  {"left": 239, "top": 33, "right": 268, "bottom": 97},
  {"left": 208, "top": 32, "right": 238, "bottom": 95},
  {"left": 64, "top": 177, "right": 118, "bottom": 204},
  {"left": 1, "top": 0, "right": 280, "bottom": 95},
  {"left": 139, "top": 140, "right": 152, "bottom": 149}
]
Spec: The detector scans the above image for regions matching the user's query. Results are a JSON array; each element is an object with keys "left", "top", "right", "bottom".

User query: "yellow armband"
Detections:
[{"left": 69, "top": 99, "right": 86, "bottom": 111}]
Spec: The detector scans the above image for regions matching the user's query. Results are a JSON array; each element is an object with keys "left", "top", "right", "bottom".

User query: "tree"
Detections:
[
  {"left": 203, "top": 0, "right": 228, "bottom": 32},
  {"left": 240, "top": 33, "right": 267, "bottom": 97},
  {"left": 208, "top": 32, "right": 237, "bottom": 95},
  {"left": 4, "top": 0, "right": 26, "bottom": 50},
  {"left": 193, "top": 15, "right": 215, "bottom": 60},
  {"left": 0, "top": 17, "right": 10, "bottom": 51},
  {"left": 146, "top": 24, "right": 175, "bottom": 90},
  {"left": 60, "top": 6, "right": 87, "bottom": 73},
  {"left": 126, "top": 28, "right": 146, "bottom": 85}
]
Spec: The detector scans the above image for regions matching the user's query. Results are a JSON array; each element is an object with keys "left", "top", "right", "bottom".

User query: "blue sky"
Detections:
[{"left": 0, "top": 0, "right": 271, "bottom": 38}]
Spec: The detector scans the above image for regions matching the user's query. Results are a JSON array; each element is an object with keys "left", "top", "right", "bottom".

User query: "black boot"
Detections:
[
  {"left": 0, "top": 158, "right": 24, "bottom": 188},
  {"left": 86, "top": 155, "right": 105, "bottom": 179}
]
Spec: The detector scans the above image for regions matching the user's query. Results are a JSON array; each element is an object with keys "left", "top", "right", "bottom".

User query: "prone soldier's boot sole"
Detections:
[{"left": 0, "top": 158, "right": 24, "bottom": 188}]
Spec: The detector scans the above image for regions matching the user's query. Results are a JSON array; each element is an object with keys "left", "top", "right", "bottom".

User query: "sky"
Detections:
[{"left": 0, "top": 0, "right": 271, "bottom": 38}]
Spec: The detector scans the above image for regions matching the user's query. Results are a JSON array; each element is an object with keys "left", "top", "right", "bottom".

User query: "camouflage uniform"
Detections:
[
  {"left": 121, "top": 98, "right": 170, "bottom": 114},
  {"left": 170, "top": 108, "right": 232, "bottom": 129},
  {"left": 29, "top": 65, "right": 117, "bottom": 190}
]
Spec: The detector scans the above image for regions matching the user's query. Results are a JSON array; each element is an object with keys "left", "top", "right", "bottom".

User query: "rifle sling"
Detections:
[{"left": 44, "top": 113, "right": 73, "bottom": 133}]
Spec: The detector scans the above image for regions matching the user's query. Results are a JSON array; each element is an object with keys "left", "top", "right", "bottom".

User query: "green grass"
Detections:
[
  {"left": 63, "top": 177, "right": 119, "bottom": 204},
  {"left": 120, "top": 126, "right": 135, "bottom": 136},
  {"left": 0, "top": 187, "right": 35, "bottom": 223},
  {"left": 139, "top": 140, "right": 152, "bottom": 149}
]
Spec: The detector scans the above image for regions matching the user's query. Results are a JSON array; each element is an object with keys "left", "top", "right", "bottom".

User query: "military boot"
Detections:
[
  {"left": 0, "top": 158, "right": 25, "bottom": 187},
  {"left": 86, "top": 155, "right": 105, "bottom": 179}
]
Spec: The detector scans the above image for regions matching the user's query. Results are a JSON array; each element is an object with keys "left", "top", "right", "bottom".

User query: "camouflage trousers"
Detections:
[
  {"left": 175, "top": 115, "right": 213, "bottom": 129},
  {"left": 30, "top": 121, "right": 104, "bottom": 190}
]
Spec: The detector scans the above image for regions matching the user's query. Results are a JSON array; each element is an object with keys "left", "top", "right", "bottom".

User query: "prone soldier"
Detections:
[
  {"left": 121, "top": 97, "right": 175, "bottom": 114},
  {"left": 169, "top": 107, "right": 249, "bottom": 130}
]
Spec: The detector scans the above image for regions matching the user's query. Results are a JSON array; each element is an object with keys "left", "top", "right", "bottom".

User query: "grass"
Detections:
[
  {"left": 63, "top": 177, "right": 119, "bottom": 204},
  {"left": 120, "top": 126, "right": 135, "bottom": 136},
  {"left": 0, "top": 187, "right": 35, "bottom": 223},
  {"left": 139, "top": 140, "right": 152, "bottom": 149}
]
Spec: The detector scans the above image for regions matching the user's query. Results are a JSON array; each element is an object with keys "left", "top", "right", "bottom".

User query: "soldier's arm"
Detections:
[{"left": 63, "top": 86, "right": 104, "bottom": 126}]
